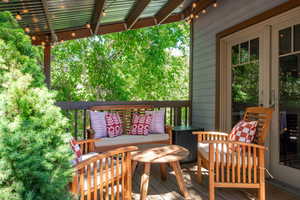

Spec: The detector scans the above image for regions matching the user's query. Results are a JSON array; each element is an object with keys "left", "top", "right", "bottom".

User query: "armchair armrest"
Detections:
[{"left": 193, "top": 131, "right": 229, "bottom": 142}]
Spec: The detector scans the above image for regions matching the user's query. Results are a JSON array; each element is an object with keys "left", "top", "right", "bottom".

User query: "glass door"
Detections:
[
  {"left": 222, "top": 27, "right": 270, "bottom": 130},
  {"left": 270, "top": 17, "right": 300, "bottom": 186}
]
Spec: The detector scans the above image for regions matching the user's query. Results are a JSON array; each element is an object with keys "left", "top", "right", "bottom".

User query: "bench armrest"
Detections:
[{"left": 165, "top": 125, "right": 173, "bottom": 144}]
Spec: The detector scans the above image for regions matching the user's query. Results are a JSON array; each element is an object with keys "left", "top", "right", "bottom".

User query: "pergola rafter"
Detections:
[
  {"left": 91, "top": 0, "right": 106, "bottom": 35},
  {"left": 155, "top": 0, "right": 184, "bottom": 24},
  {"left": 126, "top": 0, "right": 151, "bottom": 30},
  {"left": 40, "top": 0, "right": 57, "bottom": 43}
]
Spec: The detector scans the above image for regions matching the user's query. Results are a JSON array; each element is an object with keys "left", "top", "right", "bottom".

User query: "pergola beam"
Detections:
[
  {"left": 91, "top": 0, "right": 106, "bottom": 34},
  {"left": 41, "top": 0, "right": 57, "bottom": 42},
  {"left": 32, "top": 13, "right": 183, "bottom": 45},
  {"left": 155, "top": 0, "right": 183, "bottom": 24},
  {"left": 126, "top": 0, "right": 151, "bottom": 30}
]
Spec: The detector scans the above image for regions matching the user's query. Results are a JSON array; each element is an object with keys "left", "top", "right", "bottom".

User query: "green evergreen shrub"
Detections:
[{"left": 0, "top": 12, "right": 73, "bottom": 200}]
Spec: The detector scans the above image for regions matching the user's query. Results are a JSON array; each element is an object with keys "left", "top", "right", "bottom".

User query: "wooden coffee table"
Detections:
[{"left": 131, "top": 144, "right": 191, "bottom": 200}]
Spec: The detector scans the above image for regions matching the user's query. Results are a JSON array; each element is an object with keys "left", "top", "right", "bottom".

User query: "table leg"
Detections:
[
  {"left": 132, "top": 161, "right": 138, "bottom": 176},
  {"left": 160, "top": 163, "right": 167, "bottom": 181},
  {"left": 170, "top": 161, "right": 191, "bottom": 199},
  {"left": 140, "top": 163, "right": 151, "bottom": 200}
]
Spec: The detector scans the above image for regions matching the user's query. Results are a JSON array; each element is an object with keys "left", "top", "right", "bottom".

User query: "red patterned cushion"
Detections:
[
  {"left": 229, "top": 120, "right": 258, "bottom": 143},
  {"left": 105, "top": 112, "right": 123, "bottom": 137},
  {"left": 130, "top": 114, "right": 152, "bottom": 135},
  {"left": 70, "top": 138, "right": 82, "bottom": 164}
]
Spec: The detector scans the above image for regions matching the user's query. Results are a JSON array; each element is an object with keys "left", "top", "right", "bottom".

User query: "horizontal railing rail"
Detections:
[{"left": 56, "top": 100, "right": 191, "bottom": 139}]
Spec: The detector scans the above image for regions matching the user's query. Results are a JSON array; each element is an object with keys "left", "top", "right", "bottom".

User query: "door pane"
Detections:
[
  {"left": 279, "top": 53, "right": 300, "bottom": 169},
  {"left": 250, "top": 38, "right": 259, "bottom": 61},
  {"left": 232, "top": 45, "right": 239, "bottom": 65},
  {"left": 240, "top": 41, "right": 249, "bottom": 63},
  {"left": 279, "top": 27, "right": 292, "bottom": 55},
  {"left": 294, "top": 24, "right": 300, "bottom": 52}
]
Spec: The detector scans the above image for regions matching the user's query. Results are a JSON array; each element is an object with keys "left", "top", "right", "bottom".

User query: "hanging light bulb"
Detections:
[
  {"left": 195, "top": 15, "right": 199, "bottom": 19},
  {"left": 22, "top": 9, "right": 29, "bottom": 13},
  {"left": 31, "top": 36, "right": 36, "bottom": 41},
  {"left": 102, "top": 11, "right": 106, "bottom": 16},
  {"left": 25, "top": 27, "right": 30, "bottom": 33},
  {"left": 192, "top": 2, "right": 197, "bottom": 8},
  {"left": 41, "top": 41, "right": 46, "bottom": 46},
  {"left": 85, "top": 23, "right": 91, "bottom": 29},
  {"left": 71, "top": 32, "right": 76, "bottom": 37},
  {"left": 202, "top": 9, "right": 207, "bottom": 14},
  {"left": 213, "top": 2, "right": 218, "bottom": 8},
  {"left": 15, "top": 13, "right": 22, "bottom": 20},
  {"left": 190, "top": 13, "right": 194, "bottom": 19},
  {"left": 32, "top": 17, "right": 39, "bottom": 23},
  {"left": 60, "top": 40, "right": 64, "bottom": 43}
]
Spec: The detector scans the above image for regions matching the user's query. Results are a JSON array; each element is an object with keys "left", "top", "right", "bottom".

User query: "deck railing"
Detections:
[{"left": 56, "top": 100, "right": 191, "bottom": 139}]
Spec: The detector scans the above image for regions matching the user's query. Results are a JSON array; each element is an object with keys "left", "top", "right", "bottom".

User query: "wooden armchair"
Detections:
[
  {"left": 193, "top": 107, "right": 273, "bottom": 200},
  {"left": 70, "top": 138, "right": 138, "bottom": 200}
]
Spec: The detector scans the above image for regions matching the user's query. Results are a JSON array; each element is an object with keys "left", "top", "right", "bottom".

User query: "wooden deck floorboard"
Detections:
[{"left": 132, "top": 163, "right": 300, "bottom": 200}]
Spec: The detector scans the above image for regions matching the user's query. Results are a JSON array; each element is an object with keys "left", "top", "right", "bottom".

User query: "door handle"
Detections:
[{"left": 270, "top": 89, "right": 276, "bottom": 108}]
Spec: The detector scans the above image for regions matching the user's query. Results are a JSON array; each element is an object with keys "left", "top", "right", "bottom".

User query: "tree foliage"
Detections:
[
  {"left": 52, "top": 22, "right": 189, "bottom": 101},
  {"left": 0, "top": 12, "right": 73, "bottom": 200}
]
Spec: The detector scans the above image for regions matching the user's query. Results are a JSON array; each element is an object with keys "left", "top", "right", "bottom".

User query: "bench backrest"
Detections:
[
  {"left": 243, "top": 107, "right": 273, "bottom": 146},
  {"left": 89, "top": 105, "right": 155, "bottom": 135}
]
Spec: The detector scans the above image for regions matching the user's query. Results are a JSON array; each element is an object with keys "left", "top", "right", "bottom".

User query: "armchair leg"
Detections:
[
  {"left": 259, "top": 184, "right": 265, "bottom": 200},
  {"left": 196, "top": 152, "right": 203, "bottom": 183}
]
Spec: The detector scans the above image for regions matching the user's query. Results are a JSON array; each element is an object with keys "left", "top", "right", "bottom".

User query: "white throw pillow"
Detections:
[
  {"left": 89, "top": 111, "right": 107, "bottom": 138},
  {"left": 145, "top": 109, "right": 165, "bottom": 134}
]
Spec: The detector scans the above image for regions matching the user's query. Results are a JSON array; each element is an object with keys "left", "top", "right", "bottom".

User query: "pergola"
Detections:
[{"left": 0, "top": 0, "right": 217, "bottom": 87}]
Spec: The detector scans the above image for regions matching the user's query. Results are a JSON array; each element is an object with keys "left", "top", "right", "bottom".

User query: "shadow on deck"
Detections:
[{"left": 132, "top": 163, "right": 299, "bottom": 200}]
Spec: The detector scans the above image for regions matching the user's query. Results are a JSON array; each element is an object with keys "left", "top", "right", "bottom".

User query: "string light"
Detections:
[
  {"left": 102, "top": 11, "right": 106, "bottom": 16},
  {"left": 59, "top": 5, "right": 65, "bottom": 9},
  {"left": 22, "top": 9, "right": 29, "bottom": 13},
  {"left": 60, "top": 40, "right": 64, "bottom": 43},
  {"left": 15, "top": 13, "right": 22, "bottom": 20},
  {"left": 195, "top": 15, "right": 199, "bottom": 19},
  {"left": 31, "top": 36, "right": 36, "bottom": 41},
  {"left": 192, "top": 2, "right": 197, "bottom": 8},
  {"left": 71, "top": 32, "right": 76, "bottom": 37},
  {"left": 190, "top": 13, "right": 194, "bottom": 19},
  {"left": 41, "top": 41, "right": 46, "bottom": 46},
  {"left": 202, "top": 9, "right": 207, "bottom": 14},
  {"left": 213, "top": 2, "right": 218, "bottom": 8},
  {"left": 25, "top": 27, "right": 30, "bottom": 33},
  {"left": 85, "top": 23, "right": 91, "bottom": 29}
]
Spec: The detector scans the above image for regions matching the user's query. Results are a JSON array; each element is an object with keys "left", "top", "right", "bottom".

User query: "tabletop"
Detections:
[{"left": 131, "top": 144, "right": 189, "bottom": 163}]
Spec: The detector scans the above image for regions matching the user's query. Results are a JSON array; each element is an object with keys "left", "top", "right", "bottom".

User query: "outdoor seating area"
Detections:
[{"left": 1, "top": 0, "right": 300, "bottom": 199}]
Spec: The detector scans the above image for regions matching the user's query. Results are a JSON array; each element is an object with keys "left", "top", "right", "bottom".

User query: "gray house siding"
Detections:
[{"left": 192, "top": 0, "right": 288, "bottom": 129}]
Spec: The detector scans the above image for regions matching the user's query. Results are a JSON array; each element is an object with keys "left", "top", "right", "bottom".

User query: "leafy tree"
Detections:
[
  {"left": 0, "top": 12, "right": 73, "bottom": 200},
  {"left": 52, "top": 22, "right": 189, "bottom": 102}
]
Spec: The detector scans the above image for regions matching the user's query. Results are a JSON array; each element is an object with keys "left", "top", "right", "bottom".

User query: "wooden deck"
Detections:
[{"left": 132, "top": 163, "right": 300, "bottom": 200}]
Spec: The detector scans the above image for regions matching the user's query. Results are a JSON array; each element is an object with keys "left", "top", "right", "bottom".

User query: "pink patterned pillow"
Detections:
[
  {"left": 70, "top": 138, "right": 82, "bottom": 164},
  {"left": 130, "top": 114, "right": 152, "bottom": 135},
  {"left": 105, "top": 112, "right": 123, "bottom": 137},
  {"left": 229, "top": 120, "right": 258, "bottom": 143}
]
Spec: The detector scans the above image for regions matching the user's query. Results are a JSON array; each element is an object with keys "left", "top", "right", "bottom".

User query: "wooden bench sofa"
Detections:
[{"left": 87, "top": 105, "right": 172, "bottom": 152}]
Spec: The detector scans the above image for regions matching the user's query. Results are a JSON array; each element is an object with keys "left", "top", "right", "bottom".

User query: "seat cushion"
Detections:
[
  {"left": 95, "top": 134, "right": 169, "bottom": 147},
  {"left": 198, "top": 143, "right": 257, "bottom": 166}
]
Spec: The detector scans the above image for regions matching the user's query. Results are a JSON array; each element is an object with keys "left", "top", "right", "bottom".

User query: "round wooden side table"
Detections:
[{"left": 131, "top": 144, "right": 191, "bottom": 200}]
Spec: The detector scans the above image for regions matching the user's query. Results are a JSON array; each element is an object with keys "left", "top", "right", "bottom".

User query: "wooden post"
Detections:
[{"left": 44, "top": 44, "right": 51, "bottom": 88}]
